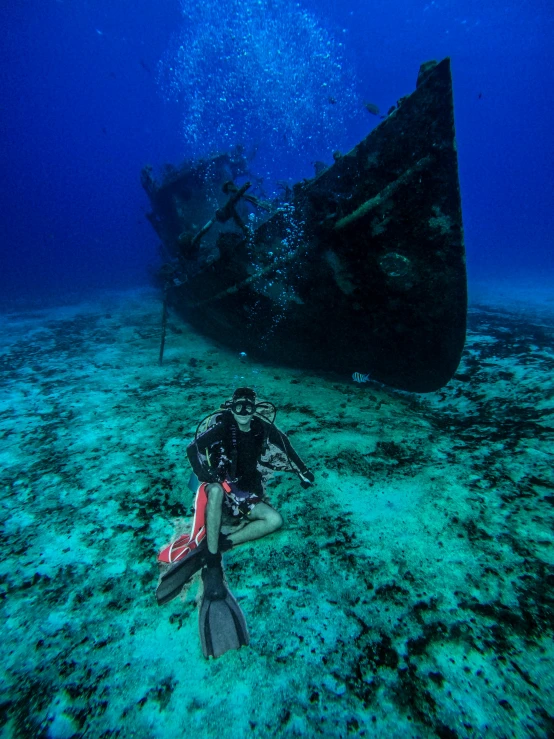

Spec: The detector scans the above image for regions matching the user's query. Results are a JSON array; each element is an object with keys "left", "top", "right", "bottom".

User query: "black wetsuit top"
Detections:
[
  {"left": 186, "top": 411, "right": 308, "bottom": 495},
  {"left": 234, "top": 427, "right": 263, "bottom": 493}
]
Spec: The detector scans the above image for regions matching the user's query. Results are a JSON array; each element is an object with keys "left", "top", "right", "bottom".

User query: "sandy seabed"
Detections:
[{"left": 1, "top": 283, "right": 553, "bottom": 739}]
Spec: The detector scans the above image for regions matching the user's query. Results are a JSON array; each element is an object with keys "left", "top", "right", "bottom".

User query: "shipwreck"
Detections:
[{"left": 142, "top": 58, "right": 466, "bottom": 392}]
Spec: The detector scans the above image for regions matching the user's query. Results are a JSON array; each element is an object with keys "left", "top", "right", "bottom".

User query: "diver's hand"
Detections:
[{"left": 299, "top": 469, "right": 315, "bottom": 488}]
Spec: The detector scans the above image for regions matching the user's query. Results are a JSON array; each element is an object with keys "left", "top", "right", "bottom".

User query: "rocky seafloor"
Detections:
[{"left": 1, "top": 284, "right": 553, "bottom": 738}]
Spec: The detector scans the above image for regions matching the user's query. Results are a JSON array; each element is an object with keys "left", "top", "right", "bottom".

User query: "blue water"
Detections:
[{"left": 1, "top": 0, "right": 552, "bottom": 304}]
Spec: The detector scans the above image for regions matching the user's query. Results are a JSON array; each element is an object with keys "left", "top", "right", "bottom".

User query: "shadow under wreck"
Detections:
[{"left": 142, "top": 58, "right": 466, "bottom": 392}]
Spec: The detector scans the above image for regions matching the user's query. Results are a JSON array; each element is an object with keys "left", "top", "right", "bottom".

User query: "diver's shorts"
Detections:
[{"left": 223, "top": 482, "right": 263, "bottom": 518}]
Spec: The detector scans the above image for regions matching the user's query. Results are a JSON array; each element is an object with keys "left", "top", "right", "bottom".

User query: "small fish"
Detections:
[
  {"left": 352, "top": 372, "right": 371, "bottom": 383},
  {"left": 328, "top": 96, "right": 336, "bottom": 105},
  {"left": 364, "top": 102, "right": 380, "bottom": 116},
  {"left": 240, "top": 351, "right": 247, "bottom": 358}
]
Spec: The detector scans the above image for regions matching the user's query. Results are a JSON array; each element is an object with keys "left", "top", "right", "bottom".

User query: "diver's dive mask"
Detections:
[{"left": 230, "top": 400, "right": 256, "bottom": 416}]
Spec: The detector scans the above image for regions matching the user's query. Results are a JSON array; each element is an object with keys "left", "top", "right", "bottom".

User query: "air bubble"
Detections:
[{"left": 157, "top": 0, "right": 358, "bottom": 180}]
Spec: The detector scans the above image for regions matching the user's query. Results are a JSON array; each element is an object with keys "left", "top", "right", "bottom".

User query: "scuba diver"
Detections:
[{"left": 156, "top": 387, "right": 314, "bottom": 658}]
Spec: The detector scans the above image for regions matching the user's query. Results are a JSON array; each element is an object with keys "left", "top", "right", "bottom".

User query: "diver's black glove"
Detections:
[{"left": 299, "top": 469, "right": 315, "bottom": 489}]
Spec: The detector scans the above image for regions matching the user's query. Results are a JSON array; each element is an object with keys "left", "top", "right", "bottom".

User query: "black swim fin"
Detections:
[
  {"left": 199, "top": 565, "right": 249, "bottom": 659},
  {"left": 156, "top": 543, "right": 207, "bottom": 605},
  {"left": 156, "top": 534, "right": 232, "bottom": 606}
]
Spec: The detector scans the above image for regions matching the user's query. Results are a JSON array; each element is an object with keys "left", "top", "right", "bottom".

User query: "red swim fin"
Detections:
[
  {"left": 157, "top": 481, "right": 232, "bottom": 563},
  {"left": 158, "top": 483, "right": 208, "bottom": 563}
]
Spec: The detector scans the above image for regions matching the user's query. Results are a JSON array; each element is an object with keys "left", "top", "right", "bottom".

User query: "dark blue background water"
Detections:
[{"left": 1, "top": 0, "right": 553, "bottom": 305}]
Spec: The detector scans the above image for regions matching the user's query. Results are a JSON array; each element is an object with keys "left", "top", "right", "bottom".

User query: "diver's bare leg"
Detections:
[
  {"left": 227, "top": 503, "right": 283, "bottom": 547},
  {"left": 205, "top": 483, "right": 224, "bottom": 554}
]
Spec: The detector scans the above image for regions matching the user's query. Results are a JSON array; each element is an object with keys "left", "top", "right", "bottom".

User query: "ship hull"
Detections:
[{"left": 144, "top": 58, "right": 466, "bottom": 392}]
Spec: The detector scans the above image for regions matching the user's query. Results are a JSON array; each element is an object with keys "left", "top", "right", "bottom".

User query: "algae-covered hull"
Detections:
[{"left": 143, "top": 58, "right": 467, "bottom": 392}]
